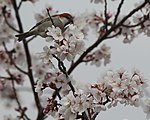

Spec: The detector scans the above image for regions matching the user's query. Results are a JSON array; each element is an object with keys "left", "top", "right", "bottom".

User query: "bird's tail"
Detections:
[{"left": 15, "top": 31, "right": 35, "bottom": 42}]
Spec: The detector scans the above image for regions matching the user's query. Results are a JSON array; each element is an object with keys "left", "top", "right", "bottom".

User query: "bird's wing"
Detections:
[{"left": 29, "top": 17, "right": 50, "bottom": 31}]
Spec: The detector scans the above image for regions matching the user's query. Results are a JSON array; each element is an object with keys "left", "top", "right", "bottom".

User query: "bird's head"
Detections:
[{"left": 58, "top": 13, "right": 74, "bottom": 27}]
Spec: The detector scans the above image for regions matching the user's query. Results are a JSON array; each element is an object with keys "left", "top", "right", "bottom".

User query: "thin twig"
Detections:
[
  {"left": 122, "top": 17, "right": 149, "bottom": 28},
  {"left": 52, "top": 54, "right": 75, "bottom": 93},
  {"left": 2, "top": 6, "right": 20, "bottom": 32},
  {"left": 113, "top": 0, "right": 125, "bottom": 25},
  {"left": 104, "top": 0, "right": 108, "bottom": 31},
  {"left": 18, "top": 0, "right": 23, "bottom": 10},
  {"left": 2, "top": 42, "right": 28, "bottom": 75},
  {"left": 52, "top": 87, "right": 62, "bottom": 100},
  {"left": 52, "top": 54, "right": 68, "bottom": 77},
  {"left": 7, "top": 70, "right": 31, "bottom": 120},
  {"left": 47, "top": 8, "right": 54, "bottom": 25}
]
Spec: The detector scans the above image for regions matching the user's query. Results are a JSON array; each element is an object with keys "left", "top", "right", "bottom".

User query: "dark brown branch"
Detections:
[
  {"left": 47, "top": 8, "right": 54, "bottom": 25},
  {"left": 27, "top": 35, "right": 37, "bottom": 43},
  {"left": 52, "top": 54, "right": 75, "bottom": 93},
  {"left": 106, "top": 28, "right": 121, "bottom": 39},
  {"left": 68, "top": 0, "right": 148, "bottom": 75},
  {"left": 52, "top": 54, "right": 68, "bottom": 76},
  {"left": 122, "top": 16, "right": 149, "bottom": 28},
  {"left": 52, "top": 87, "right": 62, "bottom": 100},
  {"left": 18, "top": 0, "right": 23, "bottom": 10},
  {"left": 113, "top": 0, "right": 125, "bottom": 25},
  {"left": 11, "top": 0, "right": 44, "bottom": 119},
  {"left": 104, "top": 0, "right": 108, "bottom": 31}
]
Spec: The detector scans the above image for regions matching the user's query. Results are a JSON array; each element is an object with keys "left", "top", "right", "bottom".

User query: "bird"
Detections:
[{"left": 15, "top": 13, "right": 74, "bottom": 41}]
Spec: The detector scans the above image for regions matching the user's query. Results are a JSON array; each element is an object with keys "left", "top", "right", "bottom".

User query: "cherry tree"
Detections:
[{"left": 0, "top": 0, "right": 150, "bottom": 120}]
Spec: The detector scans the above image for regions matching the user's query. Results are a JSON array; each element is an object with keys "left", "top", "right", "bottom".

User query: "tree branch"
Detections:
[
  {"left": 18, "top": 0, "right": 23, "bottom": 10},
  {"left": 52, "top": 54, "right": 75, "bottom": 93},
  {"left": 7, "top": 70, "right": 31, "bottom": 120},
  {"left": 113, "top": 0, "right": 125, "bottom": 25},
  {"left": 104, "top": 0, "right": 108, "bottom": 31},
  {"left": 11, "top": 0, "right": 44, "bottom": 119},
  {"left": 68, "top": 0, "right": 148, "bottom": 75}
]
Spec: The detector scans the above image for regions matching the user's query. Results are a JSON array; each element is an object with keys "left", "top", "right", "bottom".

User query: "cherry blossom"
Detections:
[
  {"left": 0, "top": 50, "right": 10, "bottom": 68},
  {"left": 59, "top": 91, "right": 89, "bottom": 120},
  {"left": 84, "top": 44, "right": 111, "bottom": 67},
  {"left": 47, "top": 26, "right": 64, "bottom": 41},
  {"left": 38, "top": 46, "right": 56, "bottom": 63},
  {"left": 0, "top": 7, "right": 15, "bottom": 44},
  {"left": 39, "top": 24, "right": 85, "bottom": 62}
]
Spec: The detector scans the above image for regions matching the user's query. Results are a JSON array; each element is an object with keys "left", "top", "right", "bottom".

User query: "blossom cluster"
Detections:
[
  {"left": 115, "top": 13, "right": 150, "bottom": 43},
  {"left": 41, "top": 69, "right": 148, "bottom": 120},
  {"left": 0, "top": 4, "right": 15, "bottom": 44},
  {"left": 0, "top": 43, "right": 26, "bottom": 102},
  {"left": 35, "top": 69, "right": 72, "bottom": 96},
  {"left": 74, "top": 3, "right": 149, "bottom": 44},
  {"left": 0, "top": 43, "right": 26, "bottom": 69},
  {"left": 39, "top": 24, "right": 85, "bottom": 62}
]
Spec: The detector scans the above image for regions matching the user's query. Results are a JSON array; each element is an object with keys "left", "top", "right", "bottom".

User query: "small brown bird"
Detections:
[{"left": 15, "top": 13, "right": 74, "bottom": 41}]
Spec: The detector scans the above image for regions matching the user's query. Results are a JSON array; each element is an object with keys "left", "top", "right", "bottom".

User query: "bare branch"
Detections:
[
  {"left": 47, "top": 8, "right": 54, "bottom": 25},
  {"left": 122, "top": 14, "right": 149, "bottom": 28},
  {"left": 113, "top": 0, "right": 125, "bottom": 25},
  {"left": 11, "top": 0, "right": 44, "bottom": 119},
  {"left": 52, "top": 87, "right": 62, "bottom": 100},
  {"left": 18, "top": 0, "right": 23, "bottom": 10},
  {"left": 104, "top": 0, "right": 108, "bottom": 31},
  {"left": 52, "top": 54, "right": 75, "bottom": 93},
  {"left": 52, "top": 54, "right": 68, "bottom": 77}
]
